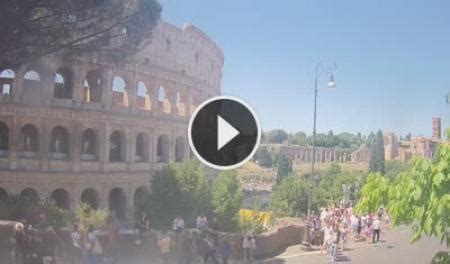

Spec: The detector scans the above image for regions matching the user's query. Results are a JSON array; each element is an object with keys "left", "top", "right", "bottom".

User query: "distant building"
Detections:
[
  {"left": 398, "top": 136, "right": 438, "bottom": 162},
  {"left": 383, "top": 132, "right": 399, "bottom": 161},
  {"left": 351, "top": 144, "right": 370, "bottom": 163},
  {"left": 267, "top": 144, "right": 351, "bottom": 164}
]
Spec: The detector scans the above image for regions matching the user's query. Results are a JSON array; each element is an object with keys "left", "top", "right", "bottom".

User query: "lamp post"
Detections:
[{"left": 305, "top": 60, "right": 337, "bottom": 243}]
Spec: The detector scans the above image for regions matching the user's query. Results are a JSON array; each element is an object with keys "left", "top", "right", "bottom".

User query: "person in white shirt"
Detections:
[
  {"left": 173, "top": 216, "right": 185, "bottom": 232},
  {"left": 321, "top": 222, "right": 333, "bottom": 254},
  {"left": 196, "top": 214, "right": 208, "bottom": 231},
  {"left": 372, "top": 216, "right": 381, "bottom": 243}
]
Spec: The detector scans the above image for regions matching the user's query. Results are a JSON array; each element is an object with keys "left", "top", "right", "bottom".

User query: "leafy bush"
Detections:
[
  {"left": 212, "top": 170, "right": 244, "bottom": 231},
  {"left": 238, "top": 209, "right": 273, "bottom": 235}
]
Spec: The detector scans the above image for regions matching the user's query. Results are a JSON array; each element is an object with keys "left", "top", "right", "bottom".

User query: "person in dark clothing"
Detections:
[
  {"left": 179, "top": 232, "right": 193, "bottom": 264},
  {"left": 13, "top": 222, "right": 27, "bottom": 264},
  {"left": 203, "top": 234, "right": 218, "bottom": 264},
  {"left": 219, "top": 237, "right": 231, "bottom": 264}
]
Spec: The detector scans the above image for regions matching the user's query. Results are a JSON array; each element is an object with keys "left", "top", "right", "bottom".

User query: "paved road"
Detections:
[{"left": 258, "top": 227, "right": 447, "bottom": 264}]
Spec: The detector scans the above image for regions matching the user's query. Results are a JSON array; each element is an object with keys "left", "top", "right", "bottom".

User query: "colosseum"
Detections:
[{"left": 0, "top": 21, "right": 224, "bottom": 221}]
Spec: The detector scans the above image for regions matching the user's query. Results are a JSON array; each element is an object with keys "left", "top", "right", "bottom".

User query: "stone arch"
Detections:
[
  {"left": 54, "top": 67, "right": 73, "bottom": 99},
  {"left": 0, "top": 187, "right": 9, "bottom": 204},
  {"left": 20, "top": 124, "right": 39, "bottom": 158},
  {"left": 135, "top": 133, "right": 149, "bottom": 162},
  {"left": 158, "top": 86, "right": 171, "bottom": 113},
  {"left": 136, "top": 81, "right": 151, "bottom": 110},
  {"left": 175, "top": 136, "right": 186, "bottom": 162},
  {"left": 50, "top": 126, "right": 70, "bottom": 160},
  {"left": 81, "top": 128, "right": 98, "bottom": 161},
  {"left": 50, "top": 189, "right": 71, "bottom": 210},
  {"left": 134, "top": 186, "right": 149, "bottom": 216},
  {"left": 0, "top": 121, "right": 8, "bottom": 157},
  {"left": 20, "top": 188, "right": 40, "bottom": 204},
  {"left": 112, "top": 75, "right": 129, "bottom": 107},
  {"left": 19, "top": 188, "right": 40, "bottom": 223},
  {"left": 109, "top": 130, "right": 126, "bottom": 162},
  {"left": 84, "top": 70, "right": 102, "bottom": 102},
  {"left": 81, "top": 188, "right": 100, "bottom": 209},
  {"left": 156, "top": 134, "right": 170, "bottom": 162},
  {"left": 109, "top": 187, "right": 126, "bottom": 220},
  {"left": 0, "top": 69, "right": 15, "bottom": 95},
  {"left": 23, "top": 70, "right": 41, "bottom": 90}
]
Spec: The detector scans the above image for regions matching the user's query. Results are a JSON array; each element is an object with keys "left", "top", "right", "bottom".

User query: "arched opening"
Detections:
[
  {"left": 54, "top": 68, "right": 73, "bottom": 99},
  {"left": 50, "top": 126, "right": 70, "bottom": 160},
  {"left": 81, "top": 188, "right": 100, "bottom": 210},
  {"left": 18, "top": 188, "right": 40, "bottom": 223},
  {"left": 175, "top": 137, "right": 186, "bottom": 162},
  {"left": 136, "top": 81, "right": 151, "bottom": 110},
  {"left": 134, "top": 186, "right": 149, "bottom": 217},
  {"left": 109, "top": 188, "right": 126, "bottom": 220},
  {"left": 20, "top": 188, "right": 39, "bottom": 205},
  {"left": 112, "top": 75, "right": 128, "bottom": 107},
  {"left": 20, "top": 124, "right": 39, "bottom": 158},
  {"left": 0, "top": 69, "right": 14, "bottom": 95},
  {"left": 50, "top": 189, "right": 71, "bottom": 210},
  {"left": 0, "top": 187, "right": 8, "bottom": 204},
  {"left": 109, "top": 131, "right": 125, "bottom": 162},
  {"left": 156, "top": 135, "right": 170, "bottom": 162},
  {"left": 135, "top": 133, "right": 149, "bottom": 162},
  {"left": 23, "top": 70, "right": 41, "bottom": 90},
  {"left": 158, "top": 86, "right": 171, "bottom": 113},
  {"left": 0, "top": 122, "right": 8, "bottom": 157},
  {"left": 176, "top": 91, "right": 186, "bottom": 116},
  {"left": 81, "top": 128, "right": 97, "bottom": 161},
  {"left": 84, "top": 70, "right": 102, "bottom": 102}
]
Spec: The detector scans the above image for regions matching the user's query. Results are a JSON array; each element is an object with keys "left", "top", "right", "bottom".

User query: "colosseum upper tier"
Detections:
[{"left": 0, "top": 21, "right": 224, "bottom": 220}]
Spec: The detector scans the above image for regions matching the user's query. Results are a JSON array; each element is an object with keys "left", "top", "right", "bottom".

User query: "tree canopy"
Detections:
[
  {"left": 356, "top": 143, "right": 450, "bottom": 251},
  {"left": 0, "top": 0, "right": 162, "bottom": 67},
  {"left": 369, "top": 130, "right": 385, "bottom": 174}
]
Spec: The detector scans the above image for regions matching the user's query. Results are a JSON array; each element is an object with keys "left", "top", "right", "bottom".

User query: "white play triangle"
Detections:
[{"left": 217, "top": 115, "right": 240, "bottom": 151}]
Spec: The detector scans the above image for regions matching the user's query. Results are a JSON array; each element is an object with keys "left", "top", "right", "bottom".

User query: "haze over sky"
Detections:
[{"left": 162, "top": 0, "right": 450, "bottom": 137}]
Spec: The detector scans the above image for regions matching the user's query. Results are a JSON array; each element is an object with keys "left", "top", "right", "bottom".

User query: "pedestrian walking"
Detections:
[
  {"left": 85, "top": 225, "right": 103, "bottom": 264},
  {"left": 158, "top": 232, "right": 172, "bottom": 264},
  {"left": 71, "top": 224, "right": 84, "bottom": 264},
  {"left": 203, "top": 234, "right": 218, "bottom": 264},
  {"left": 372, "top": 216, "right": 381, "bottom": 243},
  {"left": 219, "top": 237, "right": 231, "bottom": 264},
  {"left": 179, "top": 232, "right": 193, "bottom": 264}
]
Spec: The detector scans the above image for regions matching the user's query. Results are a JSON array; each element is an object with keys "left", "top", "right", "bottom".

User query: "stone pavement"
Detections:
[{"left": 255, "top": 226, "right": 447, "bottom": 264}]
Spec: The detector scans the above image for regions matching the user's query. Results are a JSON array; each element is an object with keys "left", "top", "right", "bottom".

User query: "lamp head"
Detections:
[{"left": 327, "top": 74, "right": 336, "bottom": 88}]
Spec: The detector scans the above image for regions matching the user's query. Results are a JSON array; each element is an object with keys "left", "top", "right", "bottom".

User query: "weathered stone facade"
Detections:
[
  {"left": 0, "top": 21, "right": 223, "bottom": 220},
  {"left": 268, "top": 144, "right": 352, "bottom": 164}
]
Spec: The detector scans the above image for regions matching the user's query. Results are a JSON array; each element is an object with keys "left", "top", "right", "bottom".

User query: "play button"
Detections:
[
  {"left": 217, "top": 115, "right": 240, "bottom": 150},
  {"left": 188, "top": 95, "right": 261, "bottom": 170}
]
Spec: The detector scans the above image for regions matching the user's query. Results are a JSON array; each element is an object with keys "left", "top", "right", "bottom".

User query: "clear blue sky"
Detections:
[{"left": 162, "top": 0, "right": 450, "bottom": 137}]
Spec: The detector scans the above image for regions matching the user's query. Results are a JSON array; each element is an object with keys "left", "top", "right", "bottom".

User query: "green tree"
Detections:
[
  {"left": 276, "top": 154, "right": 293, "bottom": 184},
  {"left": 147, "top": 165, "right": 183, "bottom": 229},
  {"left": 0, "top": 0, "right": 162, "bottom": 67},
  {"left": 266, "top": 129, "right": 289, "bottom": 144},
  {"left": 254, "top": 146, "right": 272, "bottom": 168},
  {"left": 385, "top": 160, "right": 410, "bottom": 182},
  {"left": 212, "top": 170, "right": 244, "bottom": 231},
  {"left": 369, "top": 130, "right": 385, "bottom": 174},
  {"left": 288, "top": 131, "right": 308, "bottom": 146},
  {"left": 355, "top": 173, "right": 390, "bottom": 214},
  {"left": 270, "top": 175, "right": 309, "bottom": 217},
  {"left": 356, "top": 143, "right": 450, "bottom": 260}
]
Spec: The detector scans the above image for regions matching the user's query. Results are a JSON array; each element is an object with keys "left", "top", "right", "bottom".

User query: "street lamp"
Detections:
[{"left": 305, "top": 60, "right": 337, "bottom": 244}]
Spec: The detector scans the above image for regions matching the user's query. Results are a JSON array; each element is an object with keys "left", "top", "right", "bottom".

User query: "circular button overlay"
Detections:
[{"left": 188, "top": 95, "right": 261, "bottom": 170}]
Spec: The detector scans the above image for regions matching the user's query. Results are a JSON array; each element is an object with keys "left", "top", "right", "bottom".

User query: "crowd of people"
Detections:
[
  {"left": 10, "top": 209, "right": 258, "bottom": 264},
  {"left": 307, "top": 203, "right": 390, "bottom": 262}
]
